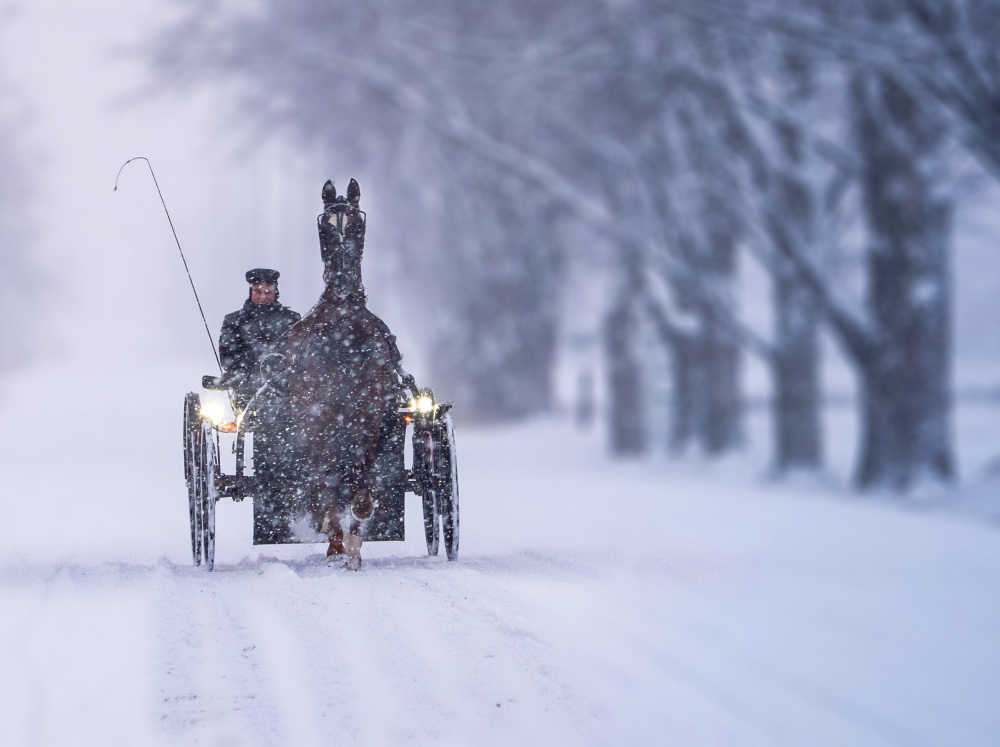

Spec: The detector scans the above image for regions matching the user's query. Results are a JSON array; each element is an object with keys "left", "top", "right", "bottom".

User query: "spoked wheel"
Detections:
[
  {"left": 199, "top": 418, "right": 219, "bottom": 570},
  {"left": 183, "top": 393, "right": 203, "bottom": 566},
  {"left": 415, "top": 427, "right": 439, "bottom": 556},
  {"left": 183, "top": 393, "right": 220, "bottom": 570},
  {"left": 433, "top": 412, "right": 460, "bottom": 561}
]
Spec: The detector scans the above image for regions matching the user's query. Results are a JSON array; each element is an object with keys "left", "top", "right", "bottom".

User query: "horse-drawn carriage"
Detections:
[
  {"left": 182, "top": 177, "right": 459, "bottom": 570},
  {"left": 183, "top": 379, "right": 459, "bottom": 571}
]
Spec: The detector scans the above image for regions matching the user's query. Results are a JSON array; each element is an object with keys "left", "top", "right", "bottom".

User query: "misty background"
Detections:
[{"left": 2, "top": 0, "right": 1000, "bottom": 493}]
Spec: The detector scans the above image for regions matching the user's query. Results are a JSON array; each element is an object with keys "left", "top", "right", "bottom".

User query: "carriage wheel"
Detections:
[
  {"left": 183, "top": 393, "right": 203, "bottom": 566},
  {"left": 434, "top": 412, "right": 460, "bottom": 561},
  {"left": 422, "top": 490, "right": 440, "bottom": 556},
  {"left": 415, "top": 427, "right": 439, "bottom": 556},
  {"left": 199, "top": 418, "right": 219, "bottom": 571}
]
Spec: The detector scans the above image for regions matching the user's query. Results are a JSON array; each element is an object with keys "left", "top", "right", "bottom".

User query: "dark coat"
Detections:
[{"left": 219, "top": 298, "right": 301, "bottom": 391}]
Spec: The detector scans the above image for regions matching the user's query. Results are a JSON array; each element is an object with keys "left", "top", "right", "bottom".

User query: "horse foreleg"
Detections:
[
  {"left": 321, "top": 481, "right": 363, "bottom": 567},
  {"left": 321, "top": 505, "right": 345, "bottom": 557},
  {"left": 343, "top": 520, "right": 363, "bottom": 571},
  {"left": 343, "top": 467, "right": 378, "bottom": 570},
  {"left": 303, "top": 469, "right": 343, "bottom": 559},
  {"left": 314, "top": 483, "right": 344, "bottom": 558}
]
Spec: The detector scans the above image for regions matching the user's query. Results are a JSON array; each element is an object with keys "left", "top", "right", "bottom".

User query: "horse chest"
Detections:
[
  {"left": 295, "top": 318, "right": 382, "bottom": 384},
  {"left": 316, "top": 327, "right": 367, "bottom": 366}
]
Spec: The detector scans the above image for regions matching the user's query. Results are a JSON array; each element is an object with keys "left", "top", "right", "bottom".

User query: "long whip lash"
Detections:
[{"left": 114, "top": 157, "right": 224, "bottom": 375}]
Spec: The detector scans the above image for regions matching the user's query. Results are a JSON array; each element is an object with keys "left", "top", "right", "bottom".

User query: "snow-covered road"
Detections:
[{"left": 1, "top": 363, "right": 998, "bottom": 745}]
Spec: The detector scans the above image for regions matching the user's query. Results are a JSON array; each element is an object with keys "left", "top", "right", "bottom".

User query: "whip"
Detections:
[{"left": 114, "top": 157, "right": 224, "bottom": 375}]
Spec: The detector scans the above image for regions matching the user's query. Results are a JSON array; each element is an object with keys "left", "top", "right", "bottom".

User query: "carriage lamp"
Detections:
[
  {"left": 200, "top": 401, "right": 226, "bottom": 425},
  {"left": 408, "top": 394, "right": 435, "bottom": 414}
]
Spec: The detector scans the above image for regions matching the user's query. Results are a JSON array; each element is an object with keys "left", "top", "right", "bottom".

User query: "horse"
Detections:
[{"left": 283, "top": 178, "right": 402, "bottom": 569}]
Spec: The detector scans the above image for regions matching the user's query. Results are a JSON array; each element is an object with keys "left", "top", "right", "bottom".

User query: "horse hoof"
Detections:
[
  {"left": 343, "top": 533, "right": 362, "bottom": 558},
  {"left": 343, "top": 533, "right": 362, "bottom": 570},
  {"left": 326, "top": 539, "right": 345, "bottom": 557}
]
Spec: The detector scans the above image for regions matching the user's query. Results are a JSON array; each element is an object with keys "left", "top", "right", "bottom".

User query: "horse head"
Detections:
[{"left": 318, "top": 178, "right": 366, "bottom": 300}]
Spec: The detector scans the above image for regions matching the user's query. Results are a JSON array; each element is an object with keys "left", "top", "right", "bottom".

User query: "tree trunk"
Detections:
[
  {"left": 851, "top": 71, "right": 954, "bottom": 489},
  {"left": 604, "top": 249, "right": 647, "bottom": 456},
  {"left": 432, "top": 258, "right": 560, "bottom": 421},
  {"left": 767, "top": 173, "right": 823, "bottom": 472},
  {"left": 656, "top": 309, "right": 742, "bottom": 456},
  {"left": 668, "top": 333, "right": 697, "bottom": 452},
  {"left": 699, "top": 310, "right": 743, "bottom": 454},
  {"left": 772, "top": 269, "right": 822, "bottom": 471},
  {"left": 677, "top": 218, "right": 743, "bottom": 456},
  {"left": 430, "top": 178, "right": 563, "bottom": 422}
]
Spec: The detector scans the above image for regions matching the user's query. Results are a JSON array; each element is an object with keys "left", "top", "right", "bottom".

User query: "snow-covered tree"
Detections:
[
  {"left": 149, "top": 0, "right": 579, "bottom": 420},
  {"left": 148, "top": 0, "right": 965, "bottom": 487}
]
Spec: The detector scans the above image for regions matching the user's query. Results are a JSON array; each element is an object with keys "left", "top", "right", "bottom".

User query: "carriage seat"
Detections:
[{"left": 202, "top": 375, "right": 229, "bottom": 391}]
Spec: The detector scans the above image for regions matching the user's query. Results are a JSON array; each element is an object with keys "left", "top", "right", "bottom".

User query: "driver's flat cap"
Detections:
[{"left": 246, "top": 268, "right": 280, "bottom": 285}]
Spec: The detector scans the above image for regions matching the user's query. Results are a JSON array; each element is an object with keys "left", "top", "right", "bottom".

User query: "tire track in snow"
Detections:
[
  {"left": 374, "top": 563, "right": 591, "bottom": 744},
  {"left": 222, "top": 555, "right": 599, "bottom": 745},
  {"left": 152, "top": 561, "right": 289, "bottom": 745},
  {"left": 362, "top": 559, "right": 593, "bottom": 742},
  {"left": 256, "top": 559, "right": 448, "bottom": 743},
  {"left": 238, "top": 562, "right": 338, "bottom": 746},
  {"left": 240, "top": 556, "right": 409, "bottom": 745}
]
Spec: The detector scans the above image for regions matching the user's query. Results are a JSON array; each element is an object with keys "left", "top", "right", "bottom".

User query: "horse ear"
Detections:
[
  {"left": 322, "top": 180, "right": 337, "bottom": 208},
  {"left": 347, "top": 178, "right": 361, "bottom": 207}
]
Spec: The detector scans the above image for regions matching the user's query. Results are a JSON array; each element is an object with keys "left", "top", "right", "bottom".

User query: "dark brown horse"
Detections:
[{"left": 283, "top": 179, "right": 401, "bottom": 569}]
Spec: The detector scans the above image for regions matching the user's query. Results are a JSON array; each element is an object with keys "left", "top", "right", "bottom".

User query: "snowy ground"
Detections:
[{"left": 1, "top": 361, "right": 999, "bottom": 746}]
